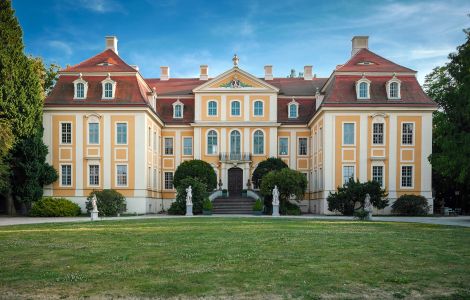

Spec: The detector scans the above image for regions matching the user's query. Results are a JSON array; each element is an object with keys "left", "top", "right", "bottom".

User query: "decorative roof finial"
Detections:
[{"left": 232, "top": 54, "right": 239, "bottom": 67}]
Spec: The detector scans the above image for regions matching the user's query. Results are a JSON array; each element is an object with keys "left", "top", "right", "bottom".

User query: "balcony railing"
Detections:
[{"left": 219, "top": 152, "right": 251, "bottom": 162}]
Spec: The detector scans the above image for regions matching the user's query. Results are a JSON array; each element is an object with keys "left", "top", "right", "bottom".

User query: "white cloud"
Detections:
[
  {"left": 47, "top": 40, "right": 73, "bottom": 56},
  {"left": 73, "top": 0, "right": 123, "bottom": 13}
]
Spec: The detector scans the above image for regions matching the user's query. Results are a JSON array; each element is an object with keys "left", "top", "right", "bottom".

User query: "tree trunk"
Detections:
[{"left": 6, "top": 190, "right": 16, "bottom": 215}]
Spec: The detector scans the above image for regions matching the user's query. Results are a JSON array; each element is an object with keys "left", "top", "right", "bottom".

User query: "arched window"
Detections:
[
  {"left": 101, "top": 73, "right": 116, "bottom": 100},
  {"left": 230, "top": 130, "right": 241, "bottom": 154},
  {"left": 76, "top": 83, "right": 84, "bottom": 98},
  {"left": 359, "top": 82, "right": 368, "bottom": 98},
  {"left": 208, "top": 101, "right": 217, "bottom": 116},
  {"left": 253, "top": 130, "right": 264, "bottom": 154},
  {"left": 389, "top": 82, "right": 398, "bottom": 98},
  {"left": 207, "top": 130, "right": 218, "bottom": 154},
  {"left": 73, "top": 74, "right": 88, "bottom": 99},
  {"left": 104, "top": 82, "right": 113, "bottom": 98},
  {"left": 387, "top": 78, "right": 401, "bottom": 100},
  {"left": 231, "top": 101, "right": 241, "bottom": 116},
  {"left": 174, "top": 105, "right": 182, "bottom": 118},
  {"left": 288, "top": 98, "right": 299, "bottom": 118},
  {"left": 254, "top": 100, "right": 263, "bottom": 116}
]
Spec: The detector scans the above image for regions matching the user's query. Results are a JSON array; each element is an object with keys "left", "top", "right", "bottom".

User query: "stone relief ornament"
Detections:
[{"left": 219, "top": 76, "right": 253, "bottom": 88}]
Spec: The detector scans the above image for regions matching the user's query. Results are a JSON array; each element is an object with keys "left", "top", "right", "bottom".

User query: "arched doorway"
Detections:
[{"left": 228, "top": 167, "right": 243, "bottom": 197}]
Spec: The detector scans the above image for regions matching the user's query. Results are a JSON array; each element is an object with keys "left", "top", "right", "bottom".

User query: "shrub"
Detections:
[
  {"left": 260, "top": 168, "right": 307, "bottom": 207},
  {"left": 29, "top": 197, "right": 81, "bottom": 217},
  {"left": 392, "top": 194, "right": 429, "bottom": 216},
  {"left": 173, "top": 160, "right": 217, "bottom": 192},
  {"left": 252, "top": 199, "right": 263, "bottom": 211},
  {"left": 86, "top": 189, "right": 126, "bottom": 217},
  {"left": 203, "top": 198, "right": 213, "bottom": 211},
  {"left": 168, "top": 178, "right": 208, "bottom": 215},
  {"left": 252, "top": 158, "right": 288, "bottom": 188},
  {"left": 354, "top": 209, "right": 370, "bottom": 220},
  {"left": 327, "top": 179, "right": 388, "bottom": 215},
  {"left": 280, "top": 201, "right": 301, "bottom": 215}
]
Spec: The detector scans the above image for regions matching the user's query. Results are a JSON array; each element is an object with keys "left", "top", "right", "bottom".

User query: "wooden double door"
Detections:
[{"left": 228, "top": 167, "right": 243, "bottom": 197}]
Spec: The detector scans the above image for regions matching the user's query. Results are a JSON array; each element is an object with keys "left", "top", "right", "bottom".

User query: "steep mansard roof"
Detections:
[
  {"left": 62, "top": 49, "right": 137, "bottom": 73},
  {"left": 335, "top": 48, "right": 416, "bottom": 73}
]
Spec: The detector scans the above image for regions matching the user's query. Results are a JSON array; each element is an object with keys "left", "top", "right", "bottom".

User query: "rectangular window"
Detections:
[
  {"left": 279, "top": 137, "right": 288, "bottom": 155},
  {"left": 343, "top": 166, "right": 355, "bottom": 184},
  {"left": 231, "top": 101, "right": 240, "bottom": 116},
  {"left": 116, "top": 123, "right": 127, "bottom": 144},
  {"left": 373, "top": 123, "right": 384, "bottom": 145},
  {"left": 88, "top": 123, "right": 99, "bottom": 144},
  {"left": 61, "top": 123, "right": 72, "bottom": 144},
  {"left": 153, "top": 168, "right": 157, "bottom": 189},
  {"left": 343, "top": 123, "right": 355, "bottom": 145},
  {"left": 298, "top": 138, "right": 308, "bottom": 155},
  {"left": 319, "top": 127, "right": 323, "bottom": 149},
  {"left": 402, "top": 123, "right": 414, "bottom": 145},
  {"left": 116, "top": 165, "right": 128, "bottom": 186},
  {"left": 61, "top": 164, "right": 72, "bottom": 186},
  {"left": 401, "top": 166, "right": 413, "bottom": 187},
  {"left": 89, "top": 165, "right": 99, "bottom": 186},
  {"left": 313, "top": 170, "right": 317, "bottom": 191},
  {"left": 148, "top": 166, "right": 151, "bottom": 188},
  {"left": 148, "top": 127, "right": 151, "bottom": 147},
  {"left": 164, "top": 172, "right": 174, "bottom": 190},
  {"left": 372, "top": 166, "right": 384, "bottom": 187},
  {"left": 183, "top": 137, "right": 193, "bottom": 156},
  {"left": 164, "top": 137, "right": 174, "bottom": 155},
  {"left": 153, "top": 131, "right": 157, "bottom": 152},
  {"left": 319, "top": 168, "right": 323, "bottom": 190}
]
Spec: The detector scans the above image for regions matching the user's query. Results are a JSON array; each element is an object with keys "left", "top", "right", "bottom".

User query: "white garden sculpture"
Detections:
[
  {"left": 272, "top": 185, "right": 280, "bottom": 217},
  {"left": 185, "top": 185, "right": 193, "bottom": 216}
]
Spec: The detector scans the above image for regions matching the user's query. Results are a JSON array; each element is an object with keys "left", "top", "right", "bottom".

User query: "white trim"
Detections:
[
  {"left": 163, "top": 171, "right": 174, "bottom": 190},
  {"left": 356, "top": 77, "right": 371, "bottom": 100},
  {"left": 228, "top": 128, "right": 242, "bottom": 154},
  {"left": 101, "top": 74, "right": 117, "bottom": 100},
  {"left": 172, "top": 99, "right": 184, "bottom": 119},
  {"left": 58, "top": 147, "right": 73, "bottom": 161},
  {"left": 371, "top": 163, "right": 385, "bottom": 187},
  {"left": 341, "top": 148, "right": 356, "bottom": 162},
  {"left": 251, "top": 128, "right": 266, "bottom": 156},
  {"left": 163, "top": 136, "right": 174, "bottom": 156},
  {"left": 114, "top": 147, "right": 128, "bottom": 161},
  {"left": 182, "top": 136, "right": 193, "bottom": 156},
  {"left": 252, "top": 99, "right": 265, "bottom": 117},
  {"left": 205, "top": 128, "right": 219, "bottom": 156},
  {"left": 400, "top": 121, "right": 415, "bottom": 146},
  {"left": 278, "top": 136, "right": 289, "bottom": 156},
  {"left": 297, "top": 136, "right": 309, "bottom": 156},
  {"left": 400, "top": 164, "right": 414, "bottom": 189},
  {"left": 207, "top": 100, "right": 219, "bottom": 117},
  {"left": 59, "top": 163, "right": 73, "bottom": 187},
  {"left": 115, "top": 163, "right": 129, "bottom": 188},
  {"left": 400, "top": 148, "right": 415, "bottom": 162},
  {"left": 115, "top": 121, "right": 128, "bottom": 145},
  {"left": 342, "top": 164, "right": 356, "bottom": 185},
  {"left": 288, "top": 98, "right": 299, "bottom": 119},
  {"left": 371, "top": 120, "right": 386, "bottom": 146},
  {"left": 386, "top": 76, "right": 402, "bottom": 100},
  {"left": 59, "top": 121, "right": 72, "bottom": 145},
  {"left": 342, "top": 121, "right": 356, "bottom": 146},
  {"left": 73, "top": 75, "right": 88, "bottom": 100},
  {"left": 229, "top": 99, "right": 242, "bottom": 117},
  {"left": 87, "top": 162, "right": 100, "bottom": 188}
]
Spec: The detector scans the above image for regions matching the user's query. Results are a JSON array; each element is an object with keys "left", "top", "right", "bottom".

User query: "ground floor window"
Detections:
[
  {"left": 61, "top": 164, "right": 72, "bottom": 186},
  {"left": 153, "top": 168, "right": 157, "bottom": 189},
  {"left": 116, "top": 165, "right": 128, "bottom": 186},
  {"left": 164, "top": 172, "right": 174, "bottom": 190},
  {"left": 343, "top": 166, "right": 355, "bottom": 184},
  {"left": 89, "top": 165, "right": 99, "bottom": 186},
  {"left": 372, "top": 166, "right": 384, "bottom": 187},
  {"left": 401, "top": 166, "right": 413, "bottom": 187}
]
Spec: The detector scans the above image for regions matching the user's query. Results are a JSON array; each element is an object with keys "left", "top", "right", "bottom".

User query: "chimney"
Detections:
[
  {"left": 351, "top": 36, "right": 368, "bottom": 57},
  {"left": 264, "top": 65, "right": 273, "bottom": 80},
  {"left": 160, "top": 66, "right": 169, "bottom": 81},
  {"left": 199, "top": 65, "right": 208, "bottom": 80},
  {"left": 303, "top": 65, "right": 313, "bottom": 80},
  {"left": 105, "top": 36, "right": 118, "bottom": 54}
]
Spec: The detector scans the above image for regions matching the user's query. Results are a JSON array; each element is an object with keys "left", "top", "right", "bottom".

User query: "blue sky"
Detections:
[{"left": 13, "top": 0, "right": 470, "bottom": 83}]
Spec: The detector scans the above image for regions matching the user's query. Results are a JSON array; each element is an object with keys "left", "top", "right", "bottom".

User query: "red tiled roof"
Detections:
[
  {"left": 45, "top": 75, "right": 150, "bottom": 106},
  {"left": 277, "top": 98, "right": 317, "bottom": 124},
  {"left": 322, "top": 75, "right": 436, "bottom": 107},
  {"left": 62, "top": 49, "right": 137, "bottom": 73},
  {"left": 156, "top": 98, "right": 194, "bottom": 124},
  {"left": 336, "top": 49, "right": 415, "bottom": 73},
  {"left": 145, "top": 78, "right": 202, "bottom": 96}
]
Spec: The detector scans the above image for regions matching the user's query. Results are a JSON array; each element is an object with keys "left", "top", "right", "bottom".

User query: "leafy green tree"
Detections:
[
  {"left": 424, "top": 26, "right": 470, "bottom": 210},
  {"left": 86, "top": 190, "right": 126, "bottom": 216},
  {"left": 0, "top": 119, "right": 13, "bottom": 194},
  {"left": 173, "top": 160, "right": 217, "bottom": 192},
  {"left": 10, "top": 132, "right": 58, "bottom": 211},
  {"left": 168, "top": 178, "right": 208, "bottom": 215},
  {"left": 327, "top": 179, "right": 388, "bottom": 215},
  {"left": 252, "top": 157, "right": 288, "bottom": 188},
  {"left": 29, "top": 56, "right": 60, "bottom": 96},
  {"left": 260, "top": 168, "right": 307, "bottom": 208}
]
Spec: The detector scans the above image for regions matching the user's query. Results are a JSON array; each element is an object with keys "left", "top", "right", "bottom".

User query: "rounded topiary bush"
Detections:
[
  {"left": 173, "top": 160, "right": 217, "bottom": 192},
  {"left": 252, "top": 157, "right": 288, "bottom": 189},
  {"left": 392, "top": 194, "right": 429, "bottom": 216},
  {"left": 29, "top": 197, "right": 81, "bottom": 217},
  {"left": 168, "top": 178, "right": 207, "bottom": 215},
  {"left": 86, "top": 189, "right": 126, "bottom": 216}
]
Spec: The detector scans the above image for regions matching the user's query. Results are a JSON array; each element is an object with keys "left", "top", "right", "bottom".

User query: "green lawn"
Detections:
[{"left": 0, "top": 218, "right": 469, "bottom": 299}]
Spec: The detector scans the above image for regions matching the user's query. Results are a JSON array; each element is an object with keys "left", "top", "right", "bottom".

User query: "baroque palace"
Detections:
[{"left": 43, "top": 36, "right": 436, "bottom": 214}]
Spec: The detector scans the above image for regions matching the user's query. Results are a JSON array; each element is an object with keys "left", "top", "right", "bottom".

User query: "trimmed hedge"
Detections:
[
  {"left": 86, "top": 189, "right": 126, "bottom": 216},
  {"left": 392, "top": 194, "right": 429, "bottom": 216},
  {"left": 173, "top": 160, "right": 217, "bottom": 191},
  {"left": 29, "top": 197, "right": 81, "bottom": 217}
]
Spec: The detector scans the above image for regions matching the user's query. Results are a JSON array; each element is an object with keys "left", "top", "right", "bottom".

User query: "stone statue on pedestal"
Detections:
[
  {"left": 91, "top": 194, "right": 99, "bottom": 221},
  {"left": 364, "top": 193, "right": 373, "bottom": 220},
  {"left": 185, "top": 185, "right": 193, "bottom": 216},
  {"left": 272, "top": 185, "right": 280, "bottom": 217}
]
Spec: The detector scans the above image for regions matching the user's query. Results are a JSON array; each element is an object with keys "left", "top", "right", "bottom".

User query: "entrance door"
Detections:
[{"left": 228, "top": 167, "right": 243, "bottom": 197}]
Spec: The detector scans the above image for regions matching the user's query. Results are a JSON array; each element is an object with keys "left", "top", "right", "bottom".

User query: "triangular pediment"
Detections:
[{"left": 193, "top": 67, "right": 279, "bottom": 93}]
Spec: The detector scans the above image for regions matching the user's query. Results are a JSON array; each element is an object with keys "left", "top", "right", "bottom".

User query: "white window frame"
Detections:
[
  {"left": 342, "top": 122, "right": 356, "bottom": 146},
  {"left": 164, "top": 137, "right": 174, "bottom": 155},
  {"left": 88, "top": 163, "right": 100, "bottom": 187},
  {"left": 386, "top": 77, "right": 401, "bottom": 100},
  {"left": 298, "top": 137, "right": 308, "bottom": 156},
  {"left": 230, "top": 100, "right": 241, "bottom": 117},
  {"left": 319, "top": 127, "right": 323, "bottom": 150},
  {"left": 401, "top": 122, "right": 415, "bottom": 146},
  {"left": 60, "top": 122, "right": 72, "bottom": 145},
  {"left": 372, "top": 122, "right": 385, "bottom": 145},
  {"left": 153, "top": 131, "right": 157, "bottom": 152},
  {"left": 229, "top": 129, "right": 242, "bottom": 154},
  {"left": 288, "top": 98, "right": 299, "bottom": 119},
  {"left": 148, "top": 127, "right": 152, "bottom": 148},
  {"left": 73, "top": 76, "right": 88, "bottom": 100},
  {"left": 252, "top": 129, "right": 265, "bottom": 155},
  {"left": 172, "top": 99, "right": 184, "bottom": 119},
  {"left": 164, "top": 172, "right": 174, "bottom": 190},
  {"left": 115, "top": 122, "right": 128, "bottom": 145},
  {"left": 371, "top": 164, "right": 384, "bottom": 187},
  {"left": 59, "top": 163, "right": 72, "bottom": 187},
  {"left": 253, "top": 100, "right": 264, "bottom": 117},
  {"left": 182, "top": 136, "right": 193, "bottom": 156},
  {"left": 356, "top": 77, "right": 371, "bottom": 100},
  {"left": 87, "top": 122, "right": 100, "bottom": 145},
  {"left": 342, "top": 165, "right": 355, "bottom": 185},
  {"left": 116, "top": 164, "right": 128, "bottom": 187},
  {"left": 206, "top": 129, "right": 218, "bottom": 155},
  {"left": 207, "top": 100, "right": 218, "bottom": 117},
  {"left": 278, "top": 137, "right": 289, "bottom": 156},
  {"left": 101, "top": 74, "right": 117, "bottom": 100},
  {"left": 153, "top": 168, "right": 157, "bottom": 190},
  {"left": 400, "top": 165, "right": 414, "bottom": 188}
]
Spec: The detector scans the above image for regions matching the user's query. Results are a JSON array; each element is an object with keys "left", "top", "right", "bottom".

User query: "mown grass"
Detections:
[{"left": 0, "top": 218, "right": 469, "bottom": 299}]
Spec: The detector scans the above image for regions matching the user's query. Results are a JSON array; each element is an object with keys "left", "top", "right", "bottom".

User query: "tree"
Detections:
[
  {"left": 10, "top": 132, "right": 58, "bottom": 211},
  {"left": 168, "top": 178, "right": 208, "bottom": 215},
  {"left": 0, "top": 119, "right": 13, "bottom": 194},
  {"left": 252, "top": 157, "right": 288, "bottom": 188},
  {"left": 424, "top": 25, "right": 470, "bottom": 210},
  {"left": 29, "top": 56, "right": 60, "bottom": 96},
  {"left": 86, "top": 190, "right": 126, "bottom": 217},
  {"left": 327, "top": 179, "right": 388, "bottom": 215},
  {"left": 260, "top": 168, "right": 307, "bottom": 208},
  {"left": 173, "top": 160, "right": 217, "bottom": 192}
]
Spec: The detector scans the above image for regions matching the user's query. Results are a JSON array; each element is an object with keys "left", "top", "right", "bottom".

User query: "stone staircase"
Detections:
[{"left": 212, "top": 197, "right": 256, "bottom": 214}]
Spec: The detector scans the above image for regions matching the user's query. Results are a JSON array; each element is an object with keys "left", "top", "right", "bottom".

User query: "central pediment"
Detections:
[{"left": 193, "top": 67, "right": 279, "bottom": 93}]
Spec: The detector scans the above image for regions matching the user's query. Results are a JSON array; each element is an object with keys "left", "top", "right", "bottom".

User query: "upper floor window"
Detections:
[
  {"left": 88, "top": 122, "right": 99, "bottom": 144},
  {"left": 343, "top": 123, "right": 355, "bottom": 145},
  {"left": 61, "top": 164, "right": 72, "bottom": 186},
  {"left": 164, "top": 172, "right": 174, "bottom": 190},
  {"left": 402, "top": 123, "right": 414, "bottom": 145},
  {"left": 372, "top": 123, "right": 384, "bottom": 145},
  {"left": 288, "top": 101, "right": 299, "bottom": 118},
  {"left": 372, "top": 165, "right": 384, "bottom": 187},
  {"left": 207, "top": 130, "right": 218, "bottom": 154},
  {"left": 387, "top": 76, "right": 401, "bottom": 100},
  {"left": 208, "top": 101, "right": 217, "bottom": 116},
  {"left": 298, "top": 137, "right": 308, "bottom": 156},
  {"left": 254, "top": 100, "right": 263, "bottom": 116},
  {"left": 116, "top": 165, "right": 128, "bottom": 187},
  {"left": 279, "top": 137, "right": 288, "bottom": 155},
  {"left": 231, "top": 101, "right": 241, "bottom": 116},
  {"left": 183, "top": 137, "right": 193, "bottom": 156},
  {"left": 61, "top": 122, "right": 72, "bottom": 144},
  {"left": 101, "top": 73, "right": 116, "bottom": 100},
  {"left": 173, "top": 99, "right": 184, "bottom": 119},
  {"left": 253, "top": 130, "right": 264, "bottom": 155},
  {"left": 401, "top": 166, "right": 413, "bottom": 188},
  {"left": 89, "top": 164, "right": 99, "bottom": 186},
  {"left": 164, "top": 137, "right": 174, "bottom": 155},
  {"left": 116, "top": 123, "right": 127, "bottom": 144},
  {"left": 343, "top": 166, "right": 355, "bottom": 184},
  {"left": 73, "top": 74, "right": 88, "bottom": 99},
  {"left": 356, "top": 77, "right": 371, "bottom": 100}
]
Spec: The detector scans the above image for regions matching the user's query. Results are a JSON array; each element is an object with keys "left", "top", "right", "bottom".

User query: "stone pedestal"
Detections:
[
  {"left": 365, "top": 212, "right": 373, "bottom": 221},
  {"left": 91, "top": 211, "right": 99, "bottom": 221},
  {"left": 272, "top": 204, "right": 280, "bottom": 217},
  {"left": 186, "top": 204, "right": 193, "bottom": 216}
]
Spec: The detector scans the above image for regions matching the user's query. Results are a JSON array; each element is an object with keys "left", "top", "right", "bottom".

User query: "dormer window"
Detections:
[
  {"left": 356, "top": 76, "right": 371, "bottom": 100},
  {"left": 73, "top": 74, "right": 88, "bottom": 100},
  {"left": 101, "top": 73, "right": 116, "bottom": 100},
  {"left": 386, "top": 75, "right": 401, "bottom": 100},
  {"left": 288, "top": 98, "right": 299, "bottom": 118},
  {"left": 172, "top": 99, "right": 184, "bottom": 119}
]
